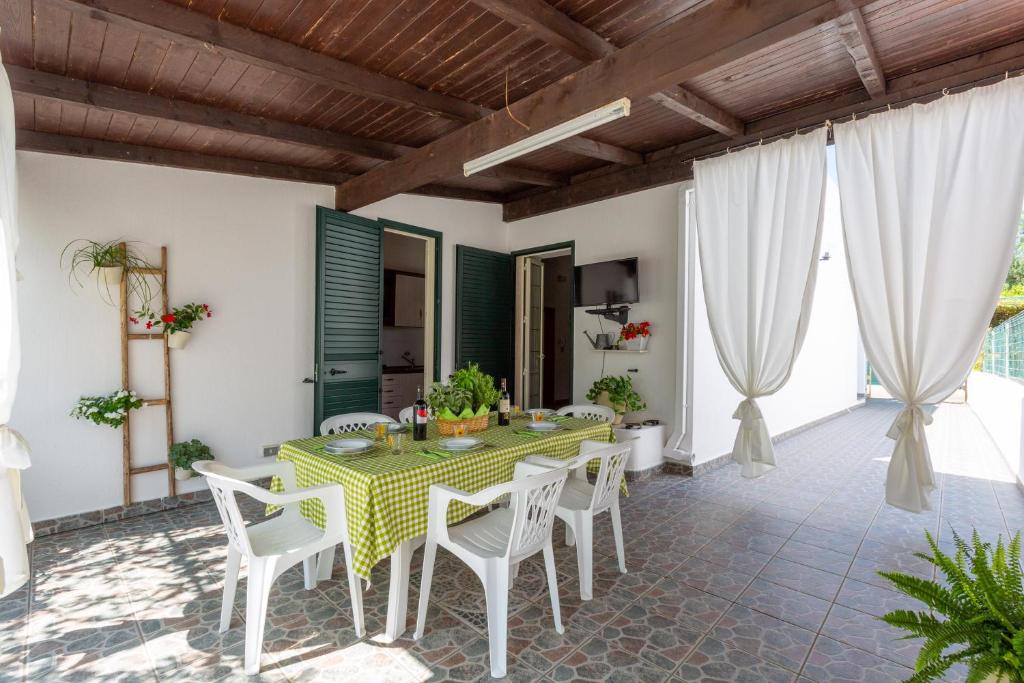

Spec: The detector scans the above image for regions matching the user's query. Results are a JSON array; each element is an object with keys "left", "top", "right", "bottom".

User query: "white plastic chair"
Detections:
[
  {"left": 319, "top": 412, "right": 396, "bottom": 435},
  {"left": 398, "top": 406, "right": 414, "bottom": 423},
  {"left": 555, "top": 404, "right": 615, "bottom": 423},
  {"left": 515, "top": 439, "right": 632, "bottom": 601},
  {"left": 192, "top": 460, "right": 364, "bottom": 675},
  {"left": 414, "top": 466, "right": 569, "bottom": 679}
]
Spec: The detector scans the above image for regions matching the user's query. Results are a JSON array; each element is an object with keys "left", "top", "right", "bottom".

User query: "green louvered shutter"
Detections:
[
  {"left": 314, "top": 207, "right": 383, "bottom": 433},
  {"left": 455, "top": 245, "right": 514, "bottom": 392}
]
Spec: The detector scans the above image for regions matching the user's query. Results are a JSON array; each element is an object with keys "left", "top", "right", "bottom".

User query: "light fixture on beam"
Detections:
[{"left": 463, "top": 98, "right": 631, "bottom": 177}]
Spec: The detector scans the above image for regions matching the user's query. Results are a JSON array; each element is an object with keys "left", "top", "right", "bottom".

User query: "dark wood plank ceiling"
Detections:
[{"left": 3, "top": 0, "right": 1024, "bottom": 216}]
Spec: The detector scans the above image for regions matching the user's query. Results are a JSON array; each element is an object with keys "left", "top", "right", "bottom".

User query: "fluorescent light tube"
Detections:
[{"left": 464, "top": 98, "right": 631, "bottom": 177}]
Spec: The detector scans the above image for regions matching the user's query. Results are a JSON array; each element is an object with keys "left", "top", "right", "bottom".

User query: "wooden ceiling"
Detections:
[{"left": 3, "top": 0, "right": 1024, "bottom": 220}]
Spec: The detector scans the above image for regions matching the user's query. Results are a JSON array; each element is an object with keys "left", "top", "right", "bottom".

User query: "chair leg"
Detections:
[
  {"left": 542, "top": 543, "right": 563, "bottom": 634},
  {"left": 316, "top": 545, "right": 336, "bottom": 582},
  {"left": 610, "top": 500, "right": 627, "bottom": 574},
  {"left": 511, "top": 561, "right": 520, "bottom": 581},
  {"left": 565, "top": 523, "right": 575, "bottom": 547},
  {"left": 302, "top": 556, "right": 317, "bottom": 590},
  {"left": 483, "top": 563, "right": 510, "bottom": 679},
  {"left": 413, "top": 540, "right": 437, "bottom": 640},
  {"left": 244, "top": 558, "right": 276, "bottom": 676},
  {"left": 219, "top": 545, "right": 241, "bottom": 633},
  {"left": 341, "top": 542, "right": 365, "bottom": 637},
  {"left": 574, "top": 514, "right": 594, "bottom": 601}
]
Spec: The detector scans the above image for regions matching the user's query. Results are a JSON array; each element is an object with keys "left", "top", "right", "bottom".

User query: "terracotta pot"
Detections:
[
  {"left": 174, "top": 467, "right": 193, "bottom": 481},
  {"left": 167, "top": 331, "right": 191, "bottom": 349},
  {"left": 596, "top": 391, "right": 626, "bottom": 425}
]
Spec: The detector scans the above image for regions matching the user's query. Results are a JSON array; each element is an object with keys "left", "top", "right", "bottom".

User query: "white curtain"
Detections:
[
  {"left": 834, "top": 77, "right": 1024, "bottom": 513},
  {"left": 0, "top": 56, "right": 32, "bottom": 598},
  {"left": 694, "top": 128, "right": 828, "bottom": 477}
]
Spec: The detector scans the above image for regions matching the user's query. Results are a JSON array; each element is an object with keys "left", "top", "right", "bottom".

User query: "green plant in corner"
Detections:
[
  {"left": 169, "top": 439, "right": 214, "bottom": 475},
  {"left": 879, "top": 529, "right": 1024, "bottom": 683},
  {"left": 585, "top": 375, "right": 646, "bottom": 417}
]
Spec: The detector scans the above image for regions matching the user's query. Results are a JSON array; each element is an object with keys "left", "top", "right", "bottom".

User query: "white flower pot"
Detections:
[
  {"left": 638, "top": 336, "right": 649, "bottom": 351},
  {"left": 98, "top": 265, "right": 123, "bottom": 285},
  {"left": 596, "top": 391, "right": 626, "bottom": 425},
  {"left": 174, "top": 467, "right": 193, "bottom": 481},
  {"left": 167, "top": 331, "right": 191, "bottom": 349}
]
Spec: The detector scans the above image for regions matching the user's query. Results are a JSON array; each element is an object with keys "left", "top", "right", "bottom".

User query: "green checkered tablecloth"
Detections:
[{"left": 270, "top": 414, "right": 615, "bottom": 578}]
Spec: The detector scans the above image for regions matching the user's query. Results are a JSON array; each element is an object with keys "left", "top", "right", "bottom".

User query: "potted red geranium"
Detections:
[
  {"left": 619, "top": 320, "right": 651, "bottom": 350},
  {"left": 132, "top": 302, "right": 212, "bottom": 349}
]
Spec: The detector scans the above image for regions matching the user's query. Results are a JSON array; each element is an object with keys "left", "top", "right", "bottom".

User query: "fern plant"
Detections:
[{"left": 879, "top": 529, "right": 1024, "bottom": 683}]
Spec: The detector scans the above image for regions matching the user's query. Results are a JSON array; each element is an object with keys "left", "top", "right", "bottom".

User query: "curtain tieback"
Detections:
[
  {"left": 0, "top": 425, "right": 31, "bottom": 470},
  {"left": 885, "top": 405, "right": 932, "bottom": 442},
  {"left": 732, "top": 398, "right": 764, "bottom": 425}
]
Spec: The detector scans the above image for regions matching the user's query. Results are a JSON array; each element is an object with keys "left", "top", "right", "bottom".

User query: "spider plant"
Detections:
[
  {"left": 60, "top": 239, "right": 158, "bottom": 312},
  {"left": 879, "top": 529, "right": 1024, "bottom": 683}
]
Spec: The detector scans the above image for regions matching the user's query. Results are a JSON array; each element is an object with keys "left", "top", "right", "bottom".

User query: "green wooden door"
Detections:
[
  {"left": 314, "top": 207, "right": 383, "bottom": 433},
  {"left": 455, "top": 245, "right": 514, "bottom": 392}
]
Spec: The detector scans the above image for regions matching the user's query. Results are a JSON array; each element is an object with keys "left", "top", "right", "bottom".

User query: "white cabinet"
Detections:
[
  {"left": 394, "top": 274, "right": 424, "bottom": 327},
  {"left": 382, "top": 372, "right": 422, "bottom": 419},
  {"left": 613, "top": 424, "right": 666, "bottom": 473}
]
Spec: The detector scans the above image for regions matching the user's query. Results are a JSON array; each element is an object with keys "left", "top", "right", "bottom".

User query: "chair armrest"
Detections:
[
  {"left": 523, "top": 455, "right": 571, "bottom": 469},
  {"left": 226, "top": 460, "right": 299, "bottom": 491},
  {"left": 513, "top": 460, "right": 557, "bottom": 480},
  {"left": 578, "top": 439, "right": 615, "bottom": 455}
]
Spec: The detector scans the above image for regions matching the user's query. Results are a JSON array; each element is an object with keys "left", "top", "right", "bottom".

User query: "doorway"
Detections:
[
  {"left": 513, "top": 243, "right": 574, "bottom": 411},
  {"left": 380, "top": 221, "right": 441, "bottom": 420}
]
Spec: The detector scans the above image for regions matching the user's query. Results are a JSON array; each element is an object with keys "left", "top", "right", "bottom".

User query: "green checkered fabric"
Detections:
[{"left": 269, "top": 414, "right": 616, "bottom": 578}]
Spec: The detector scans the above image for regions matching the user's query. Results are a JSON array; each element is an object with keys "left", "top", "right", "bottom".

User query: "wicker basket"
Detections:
[{"left": 436, "top": 412, "right": 491, "bottom": 435}]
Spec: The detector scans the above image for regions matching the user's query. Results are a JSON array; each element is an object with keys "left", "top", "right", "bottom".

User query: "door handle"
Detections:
[
  {"left": 302, "top": 377, "right": 315, "bottom": 384},
  {"left": 329, "top": 368, "right": 347, "bottom": 376}
]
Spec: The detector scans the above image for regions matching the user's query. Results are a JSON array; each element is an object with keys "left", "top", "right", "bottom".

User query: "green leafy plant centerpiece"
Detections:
[
  {"left": 70, "top": 390, "right": 144, "bottom": 428},
  {"left": 60, "top": 239, "right": 157, "bottom": 311},
  {"left": 586, "top": 375, "right": 645, "bottom": 424},
  {"left": 427, "top": 363, "right": 500, "bottom": 434},
  {"left": 879, "top": 529, "right": 1024, "bottom": 683},
  {"left": 169, "top": 439, "right": 214, "bottom": 480}
]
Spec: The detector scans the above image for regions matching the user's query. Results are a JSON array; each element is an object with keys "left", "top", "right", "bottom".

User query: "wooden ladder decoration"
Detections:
[{"left": 119, "top": 243, "right": 176, "bottom": 506}]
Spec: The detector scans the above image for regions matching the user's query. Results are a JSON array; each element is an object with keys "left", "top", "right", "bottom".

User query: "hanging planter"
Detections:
[
  {"left": 70, "top": 390, "right": 144, "bottom": 429},
  {"left": 98, "top": 265, "right": 124, "bottom": 287},
  {"left": 60, "top": 239, "right": 157, "bottom": 309},
  {"left": 134, "top": 302, "right": 213, "bottom": 350}
]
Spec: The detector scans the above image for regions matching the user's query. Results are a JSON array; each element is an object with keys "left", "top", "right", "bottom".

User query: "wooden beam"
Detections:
[
  {"left": 467, "top": 0, "right": 743, "bottom": 136},
  {"left": 502, "top": 39, "right": 1024, "bottom": 220},
  {"left": 16, "top": 130, "right": 504, "bottom": 203},
  {"left": 336, "top": 0, "right": 869, "bottom": 210},
  {"left": 7, "top": 65, "right": 566, "bottom": 188},
  {"left": 54, "top": 0, "right": 636, "bottom": 166},
  {"left": 834, "top": 4, "right": 886, "bottom": 98}
]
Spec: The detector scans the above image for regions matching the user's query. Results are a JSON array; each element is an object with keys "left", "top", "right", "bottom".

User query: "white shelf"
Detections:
[{"left": 592, "top": 348, "right": 649, "bottom": 353}]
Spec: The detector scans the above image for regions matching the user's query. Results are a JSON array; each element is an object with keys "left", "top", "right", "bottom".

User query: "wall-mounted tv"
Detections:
[{"left": 573, "top": 257, "right": 639, "bottom": 307}]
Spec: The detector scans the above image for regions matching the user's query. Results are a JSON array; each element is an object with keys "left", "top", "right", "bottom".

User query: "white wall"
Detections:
[
  {"left": 508, "top": 184, "right": 680, "bottom": 432},
  {"left": 14, "top": 153, "right": 504, "bottom": 521},
  {"left": 689, "top": 152, "right": 862, "bottom": 463},
  {"left": 968, "top": 371, "right": 1024, "bottom": 484}
]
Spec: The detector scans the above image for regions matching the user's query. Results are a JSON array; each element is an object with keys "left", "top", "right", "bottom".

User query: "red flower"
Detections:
[
  {"left": 145, "top": 321, "right": 154, "bottom": 330},
  {"left": 161, "top": 314, "right": 176, "bottom": 324},
  {"left": 206, "top": 312, "right": 212, "bottom": 318},
  {"left": 202, "top": 304, "right": 209, "bottom": 311},
  {"left": 129, "top": 316, "right": 139, "bottom": 325}
]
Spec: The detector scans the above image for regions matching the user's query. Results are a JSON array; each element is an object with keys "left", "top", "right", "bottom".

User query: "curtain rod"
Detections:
[{"left": 685, "top": 68, "right": 1024, "bottom": 167}]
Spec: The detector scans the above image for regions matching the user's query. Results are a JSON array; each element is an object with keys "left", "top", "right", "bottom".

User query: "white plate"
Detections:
[
  {"left": 525, "top": 422, "right": 561, "bottom": 432},
  {"left": 324, "top": 438, "right": 373, "bottom": 454},
  {"left": 439, "top": 437, "right": 482, "bottom": 451}
]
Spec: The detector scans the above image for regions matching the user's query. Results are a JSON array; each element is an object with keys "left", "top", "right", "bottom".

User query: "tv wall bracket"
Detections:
[{"left": 584, "top": 305, "right": 630, "bottom": 325}]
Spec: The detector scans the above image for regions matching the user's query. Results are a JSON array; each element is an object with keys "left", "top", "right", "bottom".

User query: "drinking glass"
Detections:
[
  {"left": 533, "top": 411, "right": 544, "bottom": 423},
  {"left": 387, "top": 432, "right": 403, "bottom": 454},
  {"left": 374, "top": 422, "right": 389, "bottom": 441},
  {"left": 453, "top": 423, "right": 467, "bottom": 437}
]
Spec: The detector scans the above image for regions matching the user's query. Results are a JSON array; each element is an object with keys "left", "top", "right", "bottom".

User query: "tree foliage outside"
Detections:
[{"left": 1005, "top": 212, "right": 1024, "bottom": 295}]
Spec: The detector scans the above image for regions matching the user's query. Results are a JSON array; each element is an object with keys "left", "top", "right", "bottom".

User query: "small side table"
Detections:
[{"left": 613, "top": 423, "right": 666, "bottom": 475}]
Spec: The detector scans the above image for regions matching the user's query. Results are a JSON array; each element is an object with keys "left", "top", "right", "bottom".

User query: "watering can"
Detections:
[{"left": 583, "top": 331, "right": 613, "bottom": 350}]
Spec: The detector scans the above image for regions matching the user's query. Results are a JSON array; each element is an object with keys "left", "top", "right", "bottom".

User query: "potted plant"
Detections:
[
  {"left": 427, "top": 363, "right": 500, "bottom": 434},
  {"left": 60, "top": 239, "right": 157, "bottom": 309},
  {"left": 70, "top": 390, "right": 144, "bottom": 428},
  {"left": 133, "top": 302, "right": 213, "bottom": 349},
  {"left": 879, "top": 529, "right": 1024, "bottom": 682},
  {"left": 169, "top": 439, "right": 214, "bottom": 480},
  {"left": 585, "top": 375, "right": 646, "bottom": 425},
  {"left": 619, "top": 321, "right": 651, "bottom": 351}
]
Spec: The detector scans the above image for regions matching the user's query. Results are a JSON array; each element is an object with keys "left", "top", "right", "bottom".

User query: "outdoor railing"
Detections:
[{"left": 983, "top": 308, "right": 1024, "bottom": 381}]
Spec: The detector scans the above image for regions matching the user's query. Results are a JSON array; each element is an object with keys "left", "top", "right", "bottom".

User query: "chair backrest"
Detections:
[
  {"left": 320, "top": 412, "right": 396, "bottom": 435},
  {"left": 585, "top": 441, "right": 633, "bottom": 512},
  {"left": 192, "top": 460, "right": 258, "bottom": 557},
  {"left": 555, "top": 404, "right": 615, "bottom": 423},
  {"left": 398, "top": 406, "right": 413, "bottom": 424},
  {"left": 507, "top": 466, "right": 568, "bottom": 560}
]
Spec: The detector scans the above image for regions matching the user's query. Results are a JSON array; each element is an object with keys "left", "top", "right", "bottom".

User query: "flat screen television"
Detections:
[{"left": 573, "top": 257, "right": 639, "bottom": 307}]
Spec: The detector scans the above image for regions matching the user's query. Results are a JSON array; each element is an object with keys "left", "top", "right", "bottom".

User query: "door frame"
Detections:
[
  {"left": 511, "top": 241, "right": 575, "bottom": 409},
  {"left": 378, "top": 219, "right": 443, "bottom": 383}
]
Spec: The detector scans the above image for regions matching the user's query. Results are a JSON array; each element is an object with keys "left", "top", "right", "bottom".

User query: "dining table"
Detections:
[{"left": 271, "top": 413, "right": 616, "bottom": 642}]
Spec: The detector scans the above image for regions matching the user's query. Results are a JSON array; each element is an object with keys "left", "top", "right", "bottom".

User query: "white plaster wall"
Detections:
[
  {"left": 14, "top": 153, "right": 504, "bottom": 521},
  {"left": 507, "top": 184, "right": 680, "bottom": 432},
  {"left": 689, "top": 153, "right": 862, "bottom": 463},
  {"left": 968, "top": 371, "right": 1024, "bottom": 484}
]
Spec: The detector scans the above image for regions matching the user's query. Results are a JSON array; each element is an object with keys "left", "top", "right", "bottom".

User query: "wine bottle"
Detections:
[
  {"left": 413, "top": 385, "right": 428, "bottom": 441},
  {"left": 498, "top": 378, "right": 511, "bottom": 426}
]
